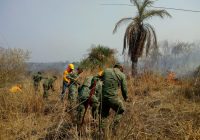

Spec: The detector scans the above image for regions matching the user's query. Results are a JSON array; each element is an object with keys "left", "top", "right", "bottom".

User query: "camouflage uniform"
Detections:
[
  {"left": 67, "top": 71, "right": 80, "bottom": 106},
  {"left": 77, "top": 76, "right": 102, "bottom": 124},
  {"left": 43, "top": 77, "right": 57, "bottom": 99},
  {"left": 32, "top": 72, "right": 43, "bottom": 91},
  {"left": 101, "top": 67, "right": 128, "bottom": 129}
]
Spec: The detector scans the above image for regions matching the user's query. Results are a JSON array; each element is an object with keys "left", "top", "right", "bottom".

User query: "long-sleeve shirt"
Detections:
[
  {"left": 78, "top": 76, "right": 102, "bottom": 101},
  {"left": 63, "top": 69, "right": 71, "bottom": 84},
  {"left": 102, "top": 68, "right": 128, "bottom": 100},
  {"left": 43, "top": 78, "right": 56, "bottom": 90}
]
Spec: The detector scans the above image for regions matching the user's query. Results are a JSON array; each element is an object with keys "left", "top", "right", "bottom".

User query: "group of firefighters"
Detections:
[
  {"left": 32, "top": 71, "right": 57, "bottom": 99},
  {"left": 32, "top": 63, "right": 128, "bottom": 133}
]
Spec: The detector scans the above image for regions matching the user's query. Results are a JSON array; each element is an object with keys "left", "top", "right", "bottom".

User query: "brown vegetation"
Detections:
[
  {"left": 0, "top": 71, "right": 200, "bottom": 139},
  {"left": 0, "top": 47, "right": 29, "bottom": 87},
  {"left": 0, "top": 44, "right": 200, "bottom": 139}
]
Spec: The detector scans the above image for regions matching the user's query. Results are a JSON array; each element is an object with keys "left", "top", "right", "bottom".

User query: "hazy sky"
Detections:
[{"left": 0, "top": 0, "right": 200, "bottom": 62}]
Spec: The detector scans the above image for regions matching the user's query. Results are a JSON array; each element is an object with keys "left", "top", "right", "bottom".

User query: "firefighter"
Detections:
[
  {"left": 100, "top": 63, "right": 128, "bottom": 132},
  {"left": 60, "top": 63, "right": 74, "bottom": 101},
  {"left": 77, "top": 72, "right": 102, "bottom": 125},
  {"left": 43, "top": 76, "right": 57, "bottom": 100},
  {"left": 67, "top": 67, "right": 83, "bottom": 107},
  {"left": 32, "top": 71, "right": 44, "bottom": 92},
  {"left": 9, "top": 84, "right": 22, "bottom": 93}
]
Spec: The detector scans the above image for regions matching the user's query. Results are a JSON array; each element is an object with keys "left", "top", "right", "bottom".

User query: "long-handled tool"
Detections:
[{"left": 81, "top": 80, "right": 97, "bottom": 126}]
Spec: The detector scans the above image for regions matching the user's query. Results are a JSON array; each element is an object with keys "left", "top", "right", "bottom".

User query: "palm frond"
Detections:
[
  {"left": 123, "top": 24, "right": 131, "bottom": 54},
  {"left": 144, "top": 26, "right": 151, "bottom": 56},
  {"left": 139, "top": 0, "right": 155, "bottom": 17},
  {"left": 123, "top": 23, "right": 138, "bottom": 54},
  {"left": 137, "top": 28, "right": 147, "bottom": 56},
  {"left": 130, "top": 0, "right": 140, "bottom": 12},
  {"left": 113, "top": 17, "right": 133, "bottom": 34},
  {"left": 144, "top": 23, "right": 157, "bottom": 55},
  {"left": 128, "top": 26, "right": 140, "bottom": 59},
  {"left": 147, "top": 23, "right": 157, "bottom": 48},
  {"left": 142, "top": 9, "right": 172, "bottom": 20}
]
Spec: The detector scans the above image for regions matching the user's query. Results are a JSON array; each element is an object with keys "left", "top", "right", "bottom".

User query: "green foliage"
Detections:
[
  {"left": 79, "top": 44, "right": 117, "bottom": 70},
  {"left": 0, "top": 47, "right": 29, "bottom": 86}
]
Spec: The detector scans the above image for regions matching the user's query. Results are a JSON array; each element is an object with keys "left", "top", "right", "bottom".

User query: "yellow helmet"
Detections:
[{"left": 68, "top": 63, "right": 74, "bottom": 70}]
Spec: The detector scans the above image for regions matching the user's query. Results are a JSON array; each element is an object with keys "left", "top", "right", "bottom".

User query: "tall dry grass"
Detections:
[
  {"left": 0, "top": 71, "right": 200, "bottom": 140},
  {"left": 0, "top": 47, "right": 29, "bottom": 87}
]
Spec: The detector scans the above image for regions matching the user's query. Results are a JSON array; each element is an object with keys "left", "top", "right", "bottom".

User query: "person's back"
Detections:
[
  {"left": 78, "top": 76, "right": 93, "bottom": 99},
  {"left": 102, "top": 68, "right": 127, "bottom": 99},
  {"left": 77, "top": 75, "right": 100, "bottom": 125},
  {"left": 33, "top": 72, "right": 42, "bottom": 83},
  {"left": 91, "top": 76, "right": 102, "bottom": 101},
  {"left": 32, "top": 72, "right": 43, "bottom": 92},
  {"left": 101, "top": 64, "right": 128, "bottom": 132},
  {"left": 43, "top": 78, "right": 54, "bottom": 88},
  {"left": 43, "top": 76, "right": 57, "bottom": 99},
  {"left": 79, "top": 75, "right": 102, "bottom": 99},
  {"left": 67, "top": 70, "right": 80, "bottom": 102}
]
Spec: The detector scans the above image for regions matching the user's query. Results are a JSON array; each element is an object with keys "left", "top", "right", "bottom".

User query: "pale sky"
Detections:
[{"left": 0, "top": 0, "right": 200, "bottom": 62}]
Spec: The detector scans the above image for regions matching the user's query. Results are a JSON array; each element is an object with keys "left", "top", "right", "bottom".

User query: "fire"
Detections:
[{"left": 167, "top": 71, "right": 176, "bottom": 83}]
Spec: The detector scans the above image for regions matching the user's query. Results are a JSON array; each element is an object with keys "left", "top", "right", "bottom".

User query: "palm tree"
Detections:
[{"left": 113, "top": 0, "right": 171, "bottom": 76}]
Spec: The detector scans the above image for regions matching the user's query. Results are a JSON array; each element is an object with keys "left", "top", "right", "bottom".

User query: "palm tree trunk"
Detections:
[{"left": 131, "top": 57, "right": 138, "bottom": 76}]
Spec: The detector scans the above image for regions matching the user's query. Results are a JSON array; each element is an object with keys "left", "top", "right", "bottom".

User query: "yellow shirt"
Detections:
[
  {"left": 63, "top": 70, "right": 70, "bottom": 83},
  {"left": 9, "top": 86, "right": 22, "bottom": 93}
]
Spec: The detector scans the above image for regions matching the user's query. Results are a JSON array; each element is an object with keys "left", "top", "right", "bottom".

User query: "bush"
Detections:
[
  {"left": 79, "top": 44, "right": 117, "bottom": 70},
  {"left": 0, "top": 47, "right": 29, "bottom": 87}
]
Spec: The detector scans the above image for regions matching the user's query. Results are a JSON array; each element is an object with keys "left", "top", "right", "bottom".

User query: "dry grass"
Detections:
[{"left": 0, "top": 72, "right": 200, "bottom": 140}]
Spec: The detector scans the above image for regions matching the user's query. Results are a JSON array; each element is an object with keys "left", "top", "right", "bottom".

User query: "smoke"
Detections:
[{"left": 138, "top": 40, "right": 200, "bottom": 77}]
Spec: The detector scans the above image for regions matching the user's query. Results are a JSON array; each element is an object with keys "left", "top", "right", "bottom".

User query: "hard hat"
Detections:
[{"left": 68, "top": 63, "right": 74, "bottom": 70}]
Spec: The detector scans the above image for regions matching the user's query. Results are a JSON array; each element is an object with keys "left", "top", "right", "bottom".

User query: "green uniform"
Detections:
[
  {"left": 32, "top": 73, "right": 43, "bottom": 91},
  {"left": 42, "top": 77, "right": 56, "bottom": 99},
  {"left": 101, "top": 68, "right": 128, "bottom": 129},
  {"left": 77, "top": 76, "right": 102, "bottom": 124},
  {"left": 66, "top": 71, "right": 82, "bottom": 122},
  {"left": 67, "top": 71, "right": 80, "bottom": 104}
]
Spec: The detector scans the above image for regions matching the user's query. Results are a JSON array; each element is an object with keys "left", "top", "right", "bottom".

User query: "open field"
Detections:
[
  {"left": 0, "top": 72, "right": 200, "bottom": 140},
  {"left": 1, "top": 0, "right": 200, "bottom": 139}
]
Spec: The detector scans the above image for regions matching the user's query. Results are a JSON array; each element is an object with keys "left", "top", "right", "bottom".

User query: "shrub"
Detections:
[
  {"left": 0, "top": 47, "right": 29, "bottom": 87},
  {"left": 79, "top": 44, "right": 117, "bottom": 70}
]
